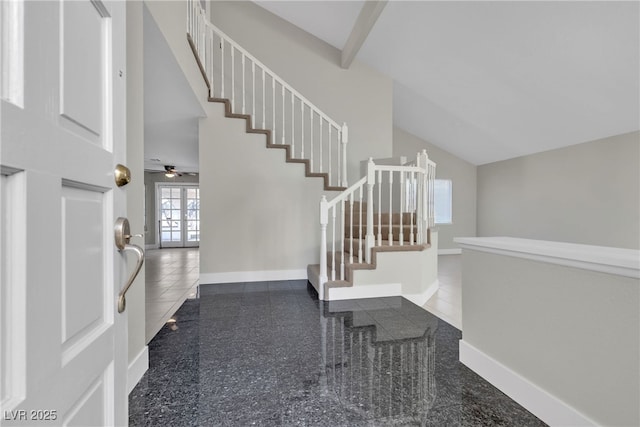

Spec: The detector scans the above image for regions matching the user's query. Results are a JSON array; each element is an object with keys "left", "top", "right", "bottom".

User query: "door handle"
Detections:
[{"left": 114, "top": 217, "right": 144, "bottom": 313}]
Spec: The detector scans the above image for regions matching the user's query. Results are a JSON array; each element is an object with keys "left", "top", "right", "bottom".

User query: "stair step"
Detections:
[
  {"left": 343, "top": 239, "right": 425, "bottom": 258},
  {"left": 310, "top": 239, "right": 430, "bottom": 296},
  {"left": 346, "top": 225, "right": 417, "bottom": 243},
  {"left": 204, "top": 97, "right": 344, "bottom": 192}
]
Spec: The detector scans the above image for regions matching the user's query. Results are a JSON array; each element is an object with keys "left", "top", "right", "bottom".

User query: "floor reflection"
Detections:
[
  {"left": 129, "top": 281, "right": 547, "bottom": 426},
  {"left": 320, "top": 300, "right": 437, "bottom": 425}
]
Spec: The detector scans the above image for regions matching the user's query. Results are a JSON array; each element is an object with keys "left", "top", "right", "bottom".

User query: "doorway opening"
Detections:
[{"left": 156, "top": 183, "right": 200, "bottom": 248}]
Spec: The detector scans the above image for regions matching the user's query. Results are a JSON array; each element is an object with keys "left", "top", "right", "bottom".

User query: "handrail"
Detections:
[
  {"left": 187, "top": 0, "right": 348, "bottom": 187},
  {"left": 324, "top": 176, "right": 367, "bottom": 210},
  {"left": 205, "top": 22, "right": 342, "bottom": 131},
  {"left": 318, "top": 151, "right": 436, "bottom": 298}
]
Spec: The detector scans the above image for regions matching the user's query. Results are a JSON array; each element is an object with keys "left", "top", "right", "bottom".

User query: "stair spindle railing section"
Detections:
[
  {"left": 319, "top": 151, "right": 436, "bottom": 292},
  {"left": 187, "top": 0, "right": 348, "bottom": 188}
]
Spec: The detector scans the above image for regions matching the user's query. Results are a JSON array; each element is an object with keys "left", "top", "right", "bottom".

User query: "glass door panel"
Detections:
[
  {"left": 186, "top": 188, "right": 200, "bottom": 243},
  {"left": 158, "top": 185, "right": 199, "bottom": 247}
]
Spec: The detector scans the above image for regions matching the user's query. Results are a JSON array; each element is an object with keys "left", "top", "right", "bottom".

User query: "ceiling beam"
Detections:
[{"left": 341, "top": 0, "right": 388, "bottom": 69}]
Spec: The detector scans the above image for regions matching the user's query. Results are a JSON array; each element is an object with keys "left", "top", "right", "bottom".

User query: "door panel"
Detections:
[
  {"left": 62, "top": 367, "right": 110, "bottom": 426},
  {"left": 0, "top": 0, "right": 127, "bottom": 424},
  {"left": 60, "top": 0, "right": 105, "bottom": 140},
  {"left": 0, "top": 171, "right": 27, "bottom": 410},
  {"left": 61, "top": 185, "right": 109, "bottom": 360},
  {"left": 185, "top": 187, "right": 200, "bottom": 244}
]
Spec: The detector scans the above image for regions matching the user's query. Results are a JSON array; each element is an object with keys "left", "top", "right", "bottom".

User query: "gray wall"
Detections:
[
  {"left": 210, "top": 1, "right": 394, "bottom": 182},
  {"left": 144, "top": 1, "right": 209, "bottom": 110},
  {"left": 477, "top": 131, "right": 640, "bottom": 249},
  {"left": 461, "top": 249, "right": 639, "bottom": 426},
  {"left": 199, "top": 102, "right": 326, "bottom": 278},
  {"left": 144, "top": 171, "right": 199, "bottom": 247},
  {"left": 147, "top": 1, "right": 395, "bottom": 278},
  {"left": 393, "top": 127, "right": 477, "bottom": 250}
]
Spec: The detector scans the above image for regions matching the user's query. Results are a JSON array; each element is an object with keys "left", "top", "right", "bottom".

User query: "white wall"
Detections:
[
  {"left": 477, "top": 131, "right": 640, "bottom": 249},
  {"left": 342, "top": 232, "right": 439, "bottom": 306},
  {"left": 199, "top": 102, "right": 328, "bottom": 281},
  {"left": 210, "top": 1, "right": 394, "bottom": 183},
  {"left": 393, "top": 127, "right": 477, "bottom": 250}
]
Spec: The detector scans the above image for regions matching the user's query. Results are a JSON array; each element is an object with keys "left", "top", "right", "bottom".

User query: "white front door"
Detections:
[{"left": 1, "top": 1, "right": 128, "bottom": 425}]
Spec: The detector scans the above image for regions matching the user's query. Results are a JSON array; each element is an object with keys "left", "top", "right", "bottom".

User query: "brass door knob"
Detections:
[{"left": 114, "top": 164, "right": 131, "bottom": 187}]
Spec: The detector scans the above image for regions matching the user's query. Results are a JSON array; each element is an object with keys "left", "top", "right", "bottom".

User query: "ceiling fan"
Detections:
[
  {"left": 146, "top": 165, "right": 197, "bottom": 178},
  {"left": 162, "top": 165, "right": 181, "bottom": 178}
]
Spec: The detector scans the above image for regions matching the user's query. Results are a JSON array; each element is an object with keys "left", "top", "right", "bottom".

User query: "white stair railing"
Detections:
[
  {"left": 319, "top": 151, "right": 436, "bottom": 292},
  {"left": 187, "top": 0, "right": 348, "bottom": 188}
]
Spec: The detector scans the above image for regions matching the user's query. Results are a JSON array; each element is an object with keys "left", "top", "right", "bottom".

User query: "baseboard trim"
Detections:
[
  {"left": 145, "top": 244, "right": 159, "bottom": 250},
  {"left": 328, "top": 283, "right": 402, "bottom": 300},
  {"left": 459, "top": 340, "right": 597, "bottom": 427},
  {"left": 127, "top": 346, "right": 149, "bottom": 395},
  {"left": 200, "top": 269, "right": 307, "bottom": 284},
  {"left": 404, "top": 279, "right": 439, "bottom": 306},
  {"left": 438, "top": 248, "right": 462, "bottom": 255}
]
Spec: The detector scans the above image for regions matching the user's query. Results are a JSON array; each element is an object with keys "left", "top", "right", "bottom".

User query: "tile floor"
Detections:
[
  {"left": 145, "top": 248, "right": 200, "bottom": 342},
  {"left": 144, "top": 252, "right": 463, "bottom": 344},
  {"left": 130, "top": 281, "right": 546, "bottom": 426},
  {"left": 423, "top": 255, "right": 462, "bottom": 329}
]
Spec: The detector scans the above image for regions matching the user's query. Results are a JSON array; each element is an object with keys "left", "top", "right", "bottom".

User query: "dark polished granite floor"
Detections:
[{"left": 129, "top": 280, "right": 547, "bottom": 426}]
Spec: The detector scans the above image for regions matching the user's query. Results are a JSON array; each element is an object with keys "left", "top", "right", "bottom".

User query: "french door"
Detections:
[{"left": 157, "top": 184, "right": 200, "bottom": 248}]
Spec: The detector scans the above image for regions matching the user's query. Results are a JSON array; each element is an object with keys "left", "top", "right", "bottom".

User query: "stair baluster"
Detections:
[
  {"left": 399, "top": 171, "right": 404, "bottom": 246},
  {"left": 187, "top": 0, "right": 348, "bottom": 188},
  {"left": 281, "top": 85, "right": 285, "bottom": 145},
  {"left": 377, "top": 169, "right": 382, "bottom": 246},
  {"left": 388, "top": 171, "right": 393, "bottom": 245},
  {"left": 241, "top": 53, "right": 246, "bottom": 114},
  {"left": 316, "top": 153, "right": 435, "bottom": 299},
  {"left": 290, "top": 92, "right": 295, "bottom": 157}
]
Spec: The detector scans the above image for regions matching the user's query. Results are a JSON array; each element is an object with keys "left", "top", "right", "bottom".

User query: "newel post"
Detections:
[
  {"left": 417, "top": 150, "right": 430, "bottom": 245},
  {"left": 319, "top": 196, "right": 329, "bottom": 300},
  {"left": 341, "top": 122, "right": 349, "bottom": 187},
  {"left": 365, "top": 158, "right": 376, "bottom": 264}
]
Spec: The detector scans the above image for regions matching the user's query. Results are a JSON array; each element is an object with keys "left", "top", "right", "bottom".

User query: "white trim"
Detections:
[
  {"left": 200, "top": 269, "right": 307, "bottom": 284},
  {"left": 145, "top": 244, "right": 158, "bottom": 250},
  {"left": 327, "top": 283, "right": 401, "bottom": 300},
  {"left": 438, "top": 248, "right": 461, "bottom": 255},
  {"left": 126, "top": 346, "right": 148, "bottom": 395},
  {"left": 459, "top": 340, "right": 597, "bottom": 427},
  {"left": 455, "top": 237, "right": 640, "bottom": 279},
  {"left": 404, "top": 279, "right": 439, "bottom": 306}
]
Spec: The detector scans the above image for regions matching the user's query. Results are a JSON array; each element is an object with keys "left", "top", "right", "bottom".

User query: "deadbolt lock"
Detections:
[{"left": 114, "top": 164, "right": 131, "bottom": 187}]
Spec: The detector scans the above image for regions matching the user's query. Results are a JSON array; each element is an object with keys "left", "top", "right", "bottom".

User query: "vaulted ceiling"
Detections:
[{"left": 256, "top": 1, "right": 639, "bottom": 165}]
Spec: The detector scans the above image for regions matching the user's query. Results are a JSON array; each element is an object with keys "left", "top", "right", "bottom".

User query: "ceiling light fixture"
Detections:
[{"left": 164, "top": 165, "right": 177, "bottom": 178}]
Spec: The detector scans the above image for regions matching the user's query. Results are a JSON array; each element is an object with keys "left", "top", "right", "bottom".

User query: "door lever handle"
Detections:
[{"left": 114, "top": 217, "right": 145, "bottom": 313}]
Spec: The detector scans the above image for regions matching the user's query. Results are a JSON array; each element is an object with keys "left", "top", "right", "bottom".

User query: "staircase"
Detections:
[
  {"left": 308, "top": 154, "right": 438, "bottom": 302},
  {"left": 186, "top": 1, "right": 438, "bottom": 303},
  {"left": 187, "top": 0, "right": 347, "bottom": 191}
]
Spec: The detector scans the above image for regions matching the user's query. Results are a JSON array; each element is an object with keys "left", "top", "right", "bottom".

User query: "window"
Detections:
[{"left": 434, "top": 179, "right": 452, "bottom": 224}]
